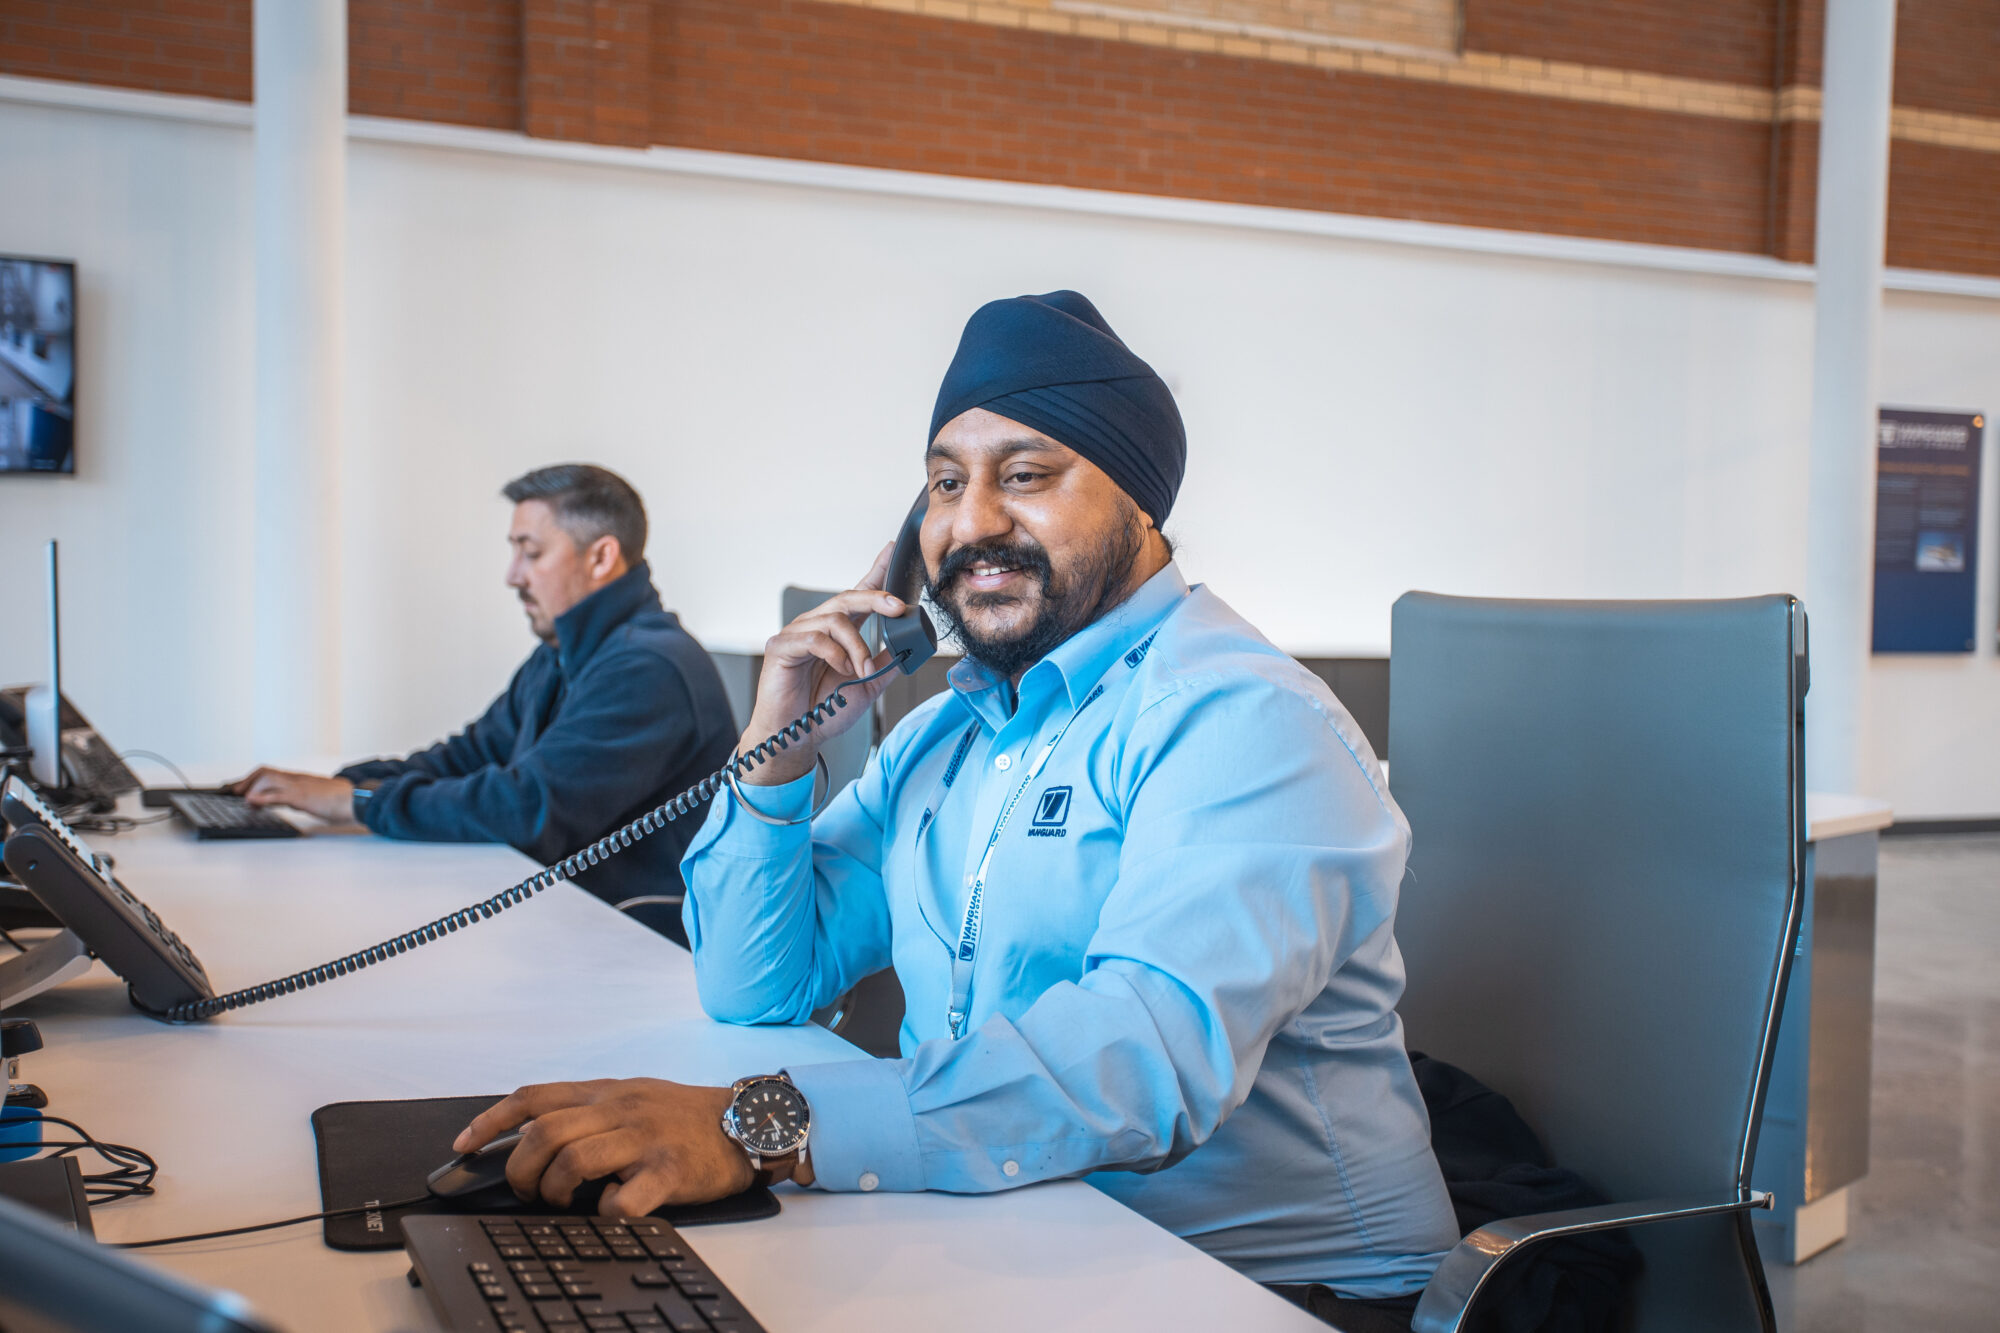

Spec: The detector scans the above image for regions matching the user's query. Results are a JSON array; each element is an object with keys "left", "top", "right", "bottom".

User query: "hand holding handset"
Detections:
[
  {"left": 732, "top": 489, "right": 936, "bottom": 787},
  {"left": 0, "top": 495, "right": 937, "bottom": 1024}
]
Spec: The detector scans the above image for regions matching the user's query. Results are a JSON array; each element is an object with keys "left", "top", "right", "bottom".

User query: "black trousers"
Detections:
[{"left": 1266, "top": 1283, "right": 1421, "bottom": 1333}]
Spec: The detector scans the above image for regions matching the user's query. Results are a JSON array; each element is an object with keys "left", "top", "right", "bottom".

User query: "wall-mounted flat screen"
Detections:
[{"left": 0, "top": 256, "right": 76, "bottom": 474}]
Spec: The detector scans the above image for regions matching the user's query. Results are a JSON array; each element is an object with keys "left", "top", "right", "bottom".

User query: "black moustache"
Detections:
[{"left": 935, "top": 542, "right": 1052, "bottom": 587}]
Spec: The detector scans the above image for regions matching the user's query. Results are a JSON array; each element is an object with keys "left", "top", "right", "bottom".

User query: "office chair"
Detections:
[{"left": 1388, "top": 594, "right": 1806, "bottom": 1333}]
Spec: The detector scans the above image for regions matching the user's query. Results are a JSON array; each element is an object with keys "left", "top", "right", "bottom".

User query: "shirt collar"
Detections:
[
  {"left": 947, "top": 561, "right": 1191, "bottom": 717},
  {"left": 553, "top": 560, "right": 664, "bottom": 676}
]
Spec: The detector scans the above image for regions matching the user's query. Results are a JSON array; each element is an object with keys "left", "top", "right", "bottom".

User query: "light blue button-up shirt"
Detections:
[{"left": 682, "top": 564, "right": 1457, "bottom": 1295}]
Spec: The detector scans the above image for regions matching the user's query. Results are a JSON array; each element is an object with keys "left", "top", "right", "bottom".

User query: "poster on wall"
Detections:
[{"left": 1872, "top": 407, "right": 1983, "bottom": 653}]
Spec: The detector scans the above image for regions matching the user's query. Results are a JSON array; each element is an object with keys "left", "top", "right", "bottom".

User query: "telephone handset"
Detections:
[
  {"left": 879, "top": 487, "right": 938, "bottom": 675},
  {"left": 0, "top": 494, "right": 941, "bottom": 1024}
]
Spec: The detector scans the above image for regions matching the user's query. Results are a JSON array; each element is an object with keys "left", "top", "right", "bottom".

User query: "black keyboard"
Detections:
[
  {"left": 62, "top": 728, "right": 141, "bottom": 798},
  {"left": 402, "top": 1214, "right": 768, "bottom": 1333},
  {"left": 165, "top": 793, "right": 301, "bottom": 840}
]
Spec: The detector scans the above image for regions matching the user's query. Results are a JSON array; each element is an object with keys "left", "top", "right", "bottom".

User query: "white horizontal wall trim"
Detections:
[
  {"left": 7, "top": 71, "right": 1999, "bottom": 302},
  {"left": 0, "top": 71, "right": 251, "bottom": 127}
]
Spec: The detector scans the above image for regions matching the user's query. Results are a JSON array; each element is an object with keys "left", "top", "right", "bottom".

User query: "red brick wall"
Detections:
[
  {"left": 1772, "top": 121, "right": 1819, "bottom": 265},
  {"left": 1890, "top": 138, "right": 2000, "bottom": 274},
  {"left": 350, "top": 0, "right": 519, "bottom": 130},
  {"left": 1895, "top": 0, "right": 2000, "bottom": 120},
  {"left": 1462, "top": 0, "right": 1782, "bottom": 87},
  {"left": 656, "top": 0, "right": 1775, "bottom": 254},
  {"left": 0, "top": 0, "right": 251, "bottom": 102},
  {"left": 521, "top": 0, "right": 650, "bottom": 146},
  {"left": 3, "top": 0, "right": 1997, "bottom": 279}
]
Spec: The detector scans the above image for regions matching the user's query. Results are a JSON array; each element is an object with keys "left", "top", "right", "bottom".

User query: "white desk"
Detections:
[{"left": 8, "top": 808, "right": 1323, "bottom": 1333}]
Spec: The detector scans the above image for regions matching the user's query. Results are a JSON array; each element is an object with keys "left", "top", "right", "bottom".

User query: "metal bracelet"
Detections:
[{"left": 723, "top": 750, "right": 833, "bottom": 827}]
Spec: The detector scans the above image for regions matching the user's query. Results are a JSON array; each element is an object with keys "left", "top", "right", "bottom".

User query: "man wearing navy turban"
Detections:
[{"left": 465, "top": 293, "right": 1458, "bottom": 1328}]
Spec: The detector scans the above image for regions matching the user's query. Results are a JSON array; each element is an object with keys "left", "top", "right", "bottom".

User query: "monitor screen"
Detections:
[
  {"left": 0, "top": 256, "right": 76, "bottom": 475},
  {"left": 0, "top": 1192, "right": 283, "bottom": 1333}
]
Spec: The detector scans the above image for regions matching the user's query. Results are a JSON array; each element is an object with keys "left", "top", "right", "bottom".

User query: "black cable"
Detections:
[
  {"left": 113, "top": 1194, "right": 432, "bottom": 1249},
  {"left": 116, "top": 749, "right": 193, "bottom": 790},
  {"left": 163, "top": 657, "right": 908, "bottom": 1023},
  {"left": 66, "top": 809, "right": 172, "bottom": 834},
  {"left": 15, "top": 1114, "right": 159, "bottom": 1205},
  {"left": 0, "top": 925, "right": 23, "bottom": 953}
]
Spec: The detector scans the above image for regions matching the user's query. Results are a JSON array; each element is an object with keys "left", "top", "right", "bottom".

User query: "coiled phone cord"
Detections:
[{"left": 161, "top": 657, "right": 906, "bottom": 1023}]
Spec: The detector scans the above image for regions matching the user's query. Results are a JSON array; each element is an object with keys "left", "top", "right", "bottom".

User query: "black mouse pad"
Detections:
[{"left": 311, "top": 1095, "right": 780, "bottom": 1251}]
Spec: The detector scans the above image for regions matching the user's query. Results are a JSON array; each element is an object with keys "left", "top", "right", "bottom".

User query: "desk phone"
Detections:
[{"left": 1, "top": 777, "right": 213, "bottom": 1018}]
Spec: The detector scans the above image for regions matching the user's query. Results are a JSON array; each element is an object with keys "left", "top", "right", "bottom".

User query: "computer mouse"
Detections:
[
  {"left": 425, "top": 1130, "right": 618, "bottom": 1214},
  {"left": 427, "top": 1130, "right": 527, "bottom": 1206}
]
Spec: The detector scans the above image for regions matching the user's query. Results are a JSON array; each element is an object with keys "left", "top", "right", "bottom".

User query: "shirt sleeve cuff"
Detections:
[
  {"left": 785, "top": 1058, "right": 924, "bottom": 1194},
  {"left": 701, "top": 770, "right": 818, "bottom": 853}
]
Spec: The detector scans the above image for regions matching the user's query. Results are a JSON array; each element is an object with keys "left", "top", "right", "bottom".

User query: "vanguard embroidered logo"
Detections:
[
  {"left": 1124, "top": 630, "right": 1159, "bottom": 669},
  {"left": 1028, "top": 785, "right": 1072, "bottom": 837}
]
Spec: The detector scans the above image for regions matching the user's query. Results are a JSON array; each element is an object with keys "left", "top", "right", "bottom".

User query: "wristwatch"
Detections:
[
  {"left": 349, "top": 784, "right": 374, "bottom": 821},
  {"left": 720, "top": 1073, "right": 811, "bottom": 1178}
]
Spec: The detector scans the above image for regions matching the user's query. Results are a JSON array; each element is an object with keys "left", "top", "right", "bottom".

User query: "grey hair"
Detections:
[{"left": 502, "top": 464, "right": 648, "bottom": 563}]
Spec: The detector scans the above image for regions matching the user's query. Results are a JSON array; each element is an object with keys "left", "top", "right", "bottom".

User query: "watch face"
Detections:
[{"left": 731, "top": 1078, "right": 810, "bottom": 1156}]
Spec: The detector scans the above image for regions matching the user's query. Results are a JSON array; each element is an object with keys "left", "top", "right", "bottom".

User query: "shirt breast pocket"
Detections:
[{"left": 991, "top": 782, "right": 1123, "bottom": 976}]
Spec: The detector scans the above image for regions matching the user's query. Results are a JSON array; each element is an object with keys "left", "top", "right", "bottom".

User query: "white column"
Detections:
[
  {"left": 252, "top": 0, "right": 346, "bottom": 759},
  {"left": 1803, "top": 0, "right": 1897, "bottom": 794}
]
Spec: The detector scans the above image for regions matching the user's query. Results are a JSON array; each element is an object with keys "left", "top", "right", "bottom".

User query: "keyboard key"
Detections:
[
  {"left": 691, "top": 1292, "right": 749, "bottom": 1324},
  {"left": 520, "top": 1283, "right": 566, "bottom": 1300},
  {"left": 652, "top": 1295, "right": 709, "bottom": 1333},
  {"left": 625, "top": 1315, "right": 667, "bottom": 1329},
  {"left": 676, "top": 1281, "right": 716, "bottom": 1300},
  {"left": 584, "top": 1317, "right": 626, "bottom": 1331},
  {"left": 631, "top": 1271, "right": 672, "bottom": 1288}
]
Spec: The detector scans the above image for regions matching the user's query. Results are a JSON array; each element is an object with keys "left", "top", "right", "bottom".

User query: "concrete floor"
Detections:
[{"left": 1764, "top": 833, "right": 2000, "bottom": 1332}]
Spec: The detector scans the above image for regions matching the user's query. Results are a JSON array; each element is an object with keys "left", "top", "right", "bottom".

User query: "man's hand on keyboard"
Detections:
[
  {"left": 235, "top": 768, "right": 359, "bottom": 824},
  {"left": 454, "top": 1078, "right": 786, "bottom": 1217}
]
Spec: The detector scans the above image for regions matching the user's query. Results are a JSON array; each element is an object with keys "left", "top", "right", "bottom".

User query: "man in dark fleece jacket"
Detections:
[{"left": 237, "top": 464, "right": 736, "bottom": 946}]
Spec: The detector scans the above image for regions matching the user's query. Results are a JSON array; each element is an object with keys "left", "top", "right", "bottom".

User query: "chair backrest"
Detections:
[
  {"left": 780, "top": 587, "right": 877, "bottom": 795},
  {"left": 1389, "top": 594, "right": 1805, "bottom": 1330}
]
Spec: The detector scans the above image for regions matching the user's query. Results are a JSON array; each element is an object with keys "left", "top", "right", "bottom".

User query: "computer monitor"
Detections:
[
  {"left": 0, "top": 1192, "right": 283, "bottom": 1333},
  {"left": 0, "top": 256, "right": 75, "bottom": 475},
  {"left": 25, "top": 541, "right": 61, "bottom": 789}
]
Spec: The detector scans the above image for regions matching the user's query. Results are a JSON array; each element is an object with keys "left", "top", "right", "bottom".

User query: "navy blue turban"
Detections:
[{"left": 929, "top": 290, "right": 1186, "bottom": 526}]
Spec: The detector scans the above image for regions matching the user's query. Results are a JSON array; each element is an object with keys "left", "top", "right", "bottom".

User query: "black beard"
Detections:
[{"left": 926, "top": 518, "right": 1145, "bottom": 679}]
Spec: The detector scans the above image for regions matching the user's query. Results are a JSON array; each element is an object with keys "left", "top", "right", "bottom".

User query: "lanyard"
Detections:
[{"left": 943, "top": 677, "right": 1108, "bottom": 1039}]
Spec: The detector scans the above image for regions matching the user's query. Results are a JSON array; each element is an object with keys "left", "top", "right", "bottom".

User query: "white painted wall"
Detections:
[{"left": 1, "top": 86, "right": 1994, "bottom": 816}]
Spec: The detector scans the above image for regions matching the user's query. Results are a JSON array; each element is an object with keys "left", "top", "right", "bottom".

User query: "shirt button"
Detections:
[
  {"left": 995, "top": 754, "right": 1012, "bottom": 770},
  {"left": 858, "top": 1172, "right": 880, "bottom": 1192},
  {"left": 1002, "top": 1160, "right": 1020, "bottom": 1178}
]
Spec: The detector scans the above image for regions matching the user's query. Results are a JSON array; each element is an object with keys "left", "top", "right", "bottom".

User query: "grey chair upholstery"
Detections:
[{"left": 1388, "top": 594, "right": 1807, "bottom": 1333}]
